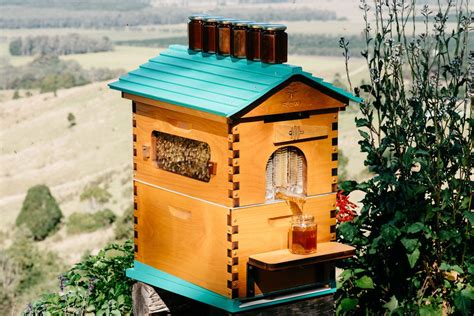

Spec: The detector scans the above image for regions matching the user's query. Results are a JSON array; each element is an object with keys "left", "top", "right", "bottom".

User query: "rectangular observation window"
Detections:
[{"left": 153, "top": 131, "right": 211, "bottom": 182}]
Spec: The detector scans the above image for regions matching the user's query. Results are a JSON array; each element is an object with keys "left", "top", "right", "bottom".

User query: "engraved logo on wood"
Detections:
[{"left": 282, "top": 85, "right": 300, "bottom": 108}]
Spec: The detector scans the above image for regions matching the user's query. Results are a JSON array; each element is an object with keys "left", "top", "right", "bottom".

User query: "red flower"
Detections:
[{"left": 336, "top": 191, "right": 357, "bottom": 223}]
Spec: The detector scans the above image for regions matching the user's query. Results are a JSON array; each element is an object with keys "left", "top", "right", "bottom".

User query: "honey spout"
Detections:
[{"left": 275, "top": 189, "right": 306, "bottom": 215}]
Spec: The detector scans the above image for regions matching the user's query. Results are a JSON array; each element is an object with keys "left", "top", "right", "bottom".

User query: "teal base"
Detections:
[{"left": 127, "top": 261, "right": 336, "bottom": 313}]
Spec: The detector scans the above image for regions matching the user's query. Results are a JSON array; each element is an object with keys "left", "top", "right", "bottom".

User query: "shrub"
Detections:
[
  {"left": 0, "top": 228, "right": 63, "bottom": 315},
  {"left": 12, "top": 90, "right": 20, "bottom": 99},
  {"left": 80, "top": 183, "right": 112, "bottom": 212},
  {"left": 336, "top": 1, "right": 473, "bottom": 315},
  {"left": 16, "top": 185, "right": 63, "bottom": 241},
  {"left": 67, "top": 112, "right": 76, "bottom": 128},
  {"left": 66, "top": 209, "right": 116, "bottom": 235},
  {"left": 25, "top": 240, "right": 135, "bottom": 315},
  {"left": 114, "top": 205, "right": 134, "bottom": 241}
]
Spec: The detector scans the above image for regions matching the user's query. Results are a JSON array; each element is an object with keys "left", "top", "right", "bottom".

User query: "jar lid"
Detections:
[
  {"left": 262, "top": 24, "right": 287, "bottom": 31},
  {"left": 291, "top": 214, "right": 315, "bottom": 225},
  {"left": 233, "top": 20, "right": 254, "bottom": 27},
  {"left": 248, "top": 22, "right": 267, "bottom": 29},
  {"left": 217, "top": 18, "right": 239, "bottom": 25},
  {"left": 188, "top": 14, "right": 209, "bottom": 21},
  {"left": 202, "top": 16, "right": 223, "bottom": 23}
]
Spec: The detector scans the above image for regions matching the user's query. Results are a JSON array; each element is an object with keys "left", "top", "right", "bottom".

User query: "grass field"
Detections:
[
  {"left": 0, "top": 24, "right": 186, "bottom": 41},
  {"left": 62, "top": 45, "right": 162, "bottom": 70},
  {"left": 0, "top": 82, "right": 133, "bottom": 227}
]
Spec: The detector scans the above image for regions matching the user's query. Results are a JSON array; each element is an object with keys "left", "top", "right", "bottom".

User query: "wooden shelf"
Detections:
[{"left": 248, "top": 242, "right": 355, "bottom": 271}]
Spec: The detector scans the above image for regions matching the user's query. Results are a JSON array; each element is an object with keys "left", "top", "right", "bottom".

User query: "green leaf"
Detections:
[
  {"left": 355, "top": 118, "right": 369, "bottom": 127},
  {"left": 407, "top": 222, "right": 424, "bottom": 234},
  {"left": 354, "top": 275, "right": 374, "bottom": 289},
  {"left": 86, "top": 305, "right": 96, "bottom": 312},
  {"left": 117, "top": 295, "right": 125, "bottom": 306},
  {"left": 338, "top": 222, "right": 358, "bottom": 241},
  {"left": 401, "top": 238, "right": 418, "bottom": 252},
  {"left": 359, "top": 130, "right": 370, "bottom": 139},
  {"left": 454, "top": 289, "right": 472, "bottom": 316},
  {"left": 381, "top": 224, "right": 400, "bottom": 245},
  {"left": 407, "top": 248, "right": 420, "bottom": 268},
  {"left": 383, "top": 295, "right": 398, "bottom": 312},
  {"left": 340, "top": 298, "right": 358, "bottom": 311},
  {"left": 464, "top": 211, "right": 474, "bottom": 225},
  {"left": 461, "top": 285, "right": 474, "bottom": 299},
  {"left": 439, "top": 262, "right": 450, "bottom": 271},
  {"left": 419, "top": 305, "right": 442, "bottom": 316},
  {"left": 340, "top": 269, "right": 353, "bottom": 283},
  {"left": 450, "top": 265, "right": 464, "bottom": 274}
]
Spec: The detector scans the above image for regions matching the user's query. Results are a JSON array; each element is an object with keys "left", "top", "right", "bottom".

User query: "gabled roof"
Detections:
[{"left": 109, "top": 45, "right": 362, "bottom": 118}]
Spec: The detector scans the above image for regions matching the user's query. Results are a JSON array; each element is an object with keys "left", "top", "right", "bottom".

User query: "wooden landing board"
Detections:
[{"left": 248, "top": 242, "right": 355, "bottom": 271}]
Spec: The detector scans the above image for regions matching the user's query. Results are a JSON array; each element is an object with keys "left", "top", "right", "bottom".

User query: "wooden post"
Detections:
[
  {"left": 132, "top": 281, "right": 334, "bottom": 315},
  {"left": 132, "top": 282, "right": 170, "bottom": 315}
]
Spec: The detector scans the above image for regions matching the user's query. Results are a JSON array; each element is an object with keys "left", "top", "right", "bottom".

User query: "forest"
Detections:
[
  {"left": 0, "top": 5, "right": 339, "bottom": 29},
  {"left": 0, "top": 55, "right": 123, "bottom": 92},
  {"left": 9, "top": 34, "right": 113, "bottom": 56}
]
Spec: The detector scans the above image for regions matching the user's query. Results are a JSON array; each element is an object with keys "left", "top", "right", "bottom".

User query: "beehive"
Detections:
[{"left": 109, "top": 43, "right": 360, "bottom": 312}]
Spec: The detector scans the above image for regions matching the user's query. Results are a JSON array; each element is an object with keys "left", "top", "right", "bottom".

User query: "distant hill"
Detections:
[{"left": 0, "top": 82, "right": 133, "bottom": 229}]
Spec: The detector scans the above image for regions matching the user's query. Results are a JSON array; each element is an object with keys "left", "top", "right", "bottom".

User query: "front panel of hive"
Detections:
[{"left": 130, "top": 79, "right": 344, "bottom": 301}]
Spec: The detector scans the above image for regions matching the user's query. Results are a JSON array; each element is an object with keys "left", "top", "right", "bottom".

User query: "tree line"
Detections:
[
  {"left": 0, "top": 55, "right": 123, "bottom": 93},
  {"left": 0, "top": 6, "right": 339, "bottom": 29},
  {"left": 1, "top": 0, "right": 149, "bottom": 11},
  {"left": 9, "top": 34, "right": 113, "bottom": 56}
]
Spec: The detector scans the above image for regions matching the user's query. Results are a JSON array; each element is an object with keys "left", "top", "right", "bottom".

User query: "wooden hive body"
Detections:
[{"left": 110, "top": 45, "right": 360, "bottom": 312}]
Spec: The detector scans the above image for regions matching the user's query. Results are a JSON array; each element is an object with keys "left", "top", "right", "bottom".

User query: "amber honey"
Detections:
[
  {"left": 289, "top": 215, "right": 317, "bottom": 254},
  {"left": 202, "top": 16, "right": 222, "bottom": 53},
  {"left": 231, "top": 20, "right": 253, "bottom": 58},
  {"left": 261, "top": 24, "right": 288, "bottom": 64},
  {"left": 188, "top": 14, "right": 208, "bottom": 51}
]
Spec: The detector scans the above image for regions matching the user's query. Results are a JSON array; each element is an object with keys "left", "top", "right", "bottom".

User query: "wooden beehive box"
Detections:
[{"left": 109, "top": 45, "right": 360, "bottom": 313}]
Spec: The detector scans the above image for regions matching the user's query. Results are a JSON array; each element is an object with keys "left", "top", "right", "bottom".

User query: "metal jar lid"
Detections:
[
  {"left": 202, "top": 16, "right": 223, "bottom": 23},
  {"left": 248, "top": 22, "right": 267, "bottom": 29},
  {"left": 217, "top": 18, "right": 239, "bottom": 25},
  {"left": 262, "top": 24, "right": 287, "bottom": 31},
  {"left": 188, "top": 14, "right": 209, "bottom": 21},
  {"left": 233, "top": 20, "right": 254, "bottom": 27}
]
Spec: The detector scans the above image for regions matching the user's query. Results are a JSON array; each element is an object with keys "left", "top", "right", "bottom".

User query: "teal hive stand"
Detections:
[{"left": 127, "top": 261, "right": 336, "bottom": 313}]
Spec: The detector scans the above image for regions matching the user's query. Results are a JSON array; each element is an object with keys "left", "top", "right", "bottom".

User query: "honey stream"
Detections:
[{"left": 275, "top": 190, "right": 306, "bottom": 215}]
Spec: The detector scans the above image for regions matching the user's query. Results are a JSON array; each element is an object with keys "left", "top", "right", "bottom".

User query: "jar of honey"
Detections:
[
  {"left": 217, "top": 19, "right": 237, "bottom": 56},
  {"left": 202, "top": 16, "right": 222, "bottom": 54},
  {"left": 246, "top": 23, "right": 265, "bottom": 61},
  {"left": 289, "top": 214, "right": 317, "bottom": 255},
  {"left": 231, "top": 20, "right": 253, "bottom": 58},
  {"left": 261, "top": 24, "right": 288, "bottom": 64},
  {"left": 188, "top": 14, "right": 208, "bottom": 51}
]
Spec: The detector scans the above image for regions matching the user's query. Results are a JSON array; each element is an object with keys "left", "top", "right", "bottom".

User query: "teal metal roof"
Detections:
[{"left": 109, "top": 45, "right": 362, "bottom": 118}]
